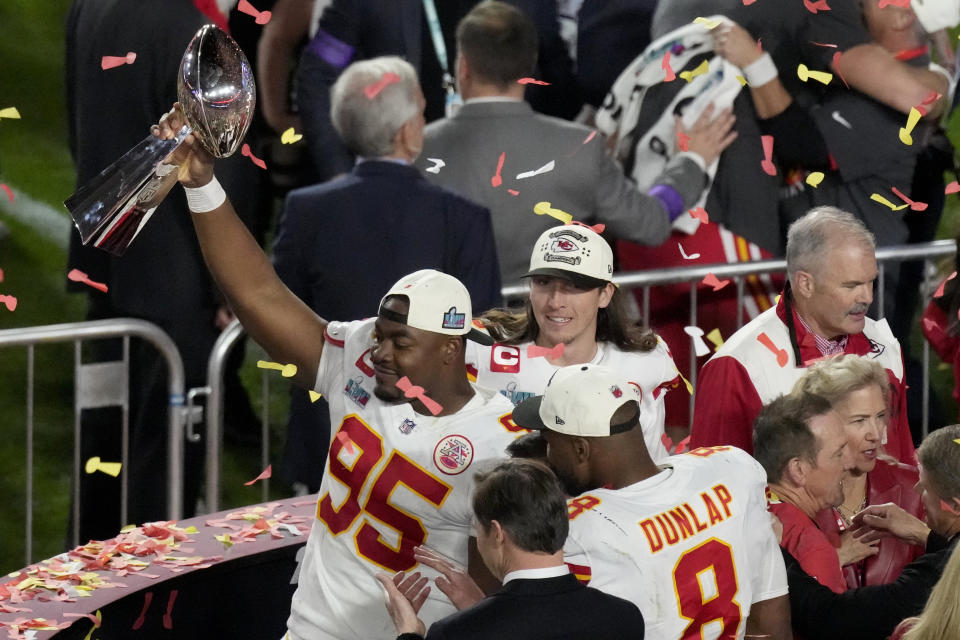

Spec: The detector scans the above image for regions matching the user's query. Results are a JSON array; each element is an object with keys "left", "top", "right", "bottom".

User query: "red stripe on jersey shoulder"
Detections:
[
  {"left": 565, "top": 562, "right": 592, "bottom": 585},
  {"left": 466, "top": 363, "right": 478, "bottom": 382},
  {"left": 323, "top": 327, "right": 345, "bottom": 348}
]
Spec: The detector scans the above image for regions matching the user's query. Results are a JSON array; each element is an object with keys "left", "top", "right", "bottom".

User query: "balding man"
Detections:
[{"left": 691, "top": 207, "right": 913, "bottom": 465}]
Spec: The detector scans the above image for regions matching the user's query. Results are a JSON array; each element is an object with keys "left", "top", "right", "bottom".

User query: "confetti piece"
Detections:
[
  {"left": 946, "top": 181, "right": 960, "bottom": 194},
  {"left": 85, "top": 457, "right": 122, "bottom": 477},
  {"left": 162, "top": 589, "right": 178, "bottom": 630},
  {"left": 516, "top": 160, "right": 555, "bottom": 180},
  {"left": 760, "top": 135, "right": 777, "bottom": 176},
  {"left": 743, "top": 0, "right": 757, "bottom": 4},
  {"left": 899, "top": 107, "right": 921, "bottom": 145},
  {"left": 684, "top": 326, "right": 710, "bottom": 357},
  {"left": 363, "top": 72, "right": 401, "bottom": 99},
  {"left": 803, "top": 0, "right": 830, "bottom": 13},
  {"left": 680, "top": 59, "right": 710, "bottom": 82},
  {"left": 757, "top": 332, "right": 789, "bottom": 367},
  {"left": 508, "top": 189, "right": 520, "bottom": 196},
  {"left": 241, "top": 143, "right": 267, "bottom": 169},
  {"left": 953, "top": 437, "right": 960, "bottom": 445},
  {"left": 831, "top": 110, "right": 852, "bottom": 129},
  {"left": 702, "top": 273, "right": 730, "bottom": 291},
  {"left": 396, "top": 376, "right": 443, "bottom": 415},
  {"left": 81, "top": 610, "right": 102, "bottom": 640},
  {"left": 0, "top": 106, "right": 22, "bottom": 120},
  {"left": 678, "top": 243, "right": 701, "bottom": 260},
  {"left": 831, "top": 52, "right": 849, "bottom": 88},
  {"left": 915, "top": 90, "right": 941, "bottom": 116},
  {"left": 491, "top": 151, "right": 506, "bottom": 187},
  {"left": 736, "top": 75, "right": 747, "bottom": 86},
  {"left": 0, "top": 294, "right": 18, "bottom": 311},
  {"left": 706, "top": 328, "right": 724, "bottom": 349},
  {"left": 689, "top": 207, "right": 709, "bottom": 223},
  {"left": 891, "top": 186, "right": 928, "bottom": 211},
  {"left": 100, "top": 52, "right": 136, "bottom": 70},
  {"left": 67, "top": 268, "right": 109, "bottom": 293},
  {"left": 533, "top": 201, "right": 573, "bottom": 224},
  {"left": 280, "top": 127, "right": 303, "bottom": 144},
  {"left": 336, "top": 430, "right": 355, "bottom": 454},
  {"left": 527, "top": 343, "right": 564, "bottom": 359},
  {"left": 308, "top": 390, "right": 322, "bottom": 402},
  {"left": 662, "top": 433, "right": 692, "bottom": 454},
  {"left": 662, "top": 51, "right": 676, "bottom": 82},
  {"left": 1, "top": 183, "right": 13, "bottom": 201},
  {"left": 870, "top": 193, "right": 909, "bottom": 211},
  {"left": 132, "top": 592, "right": 153, "bottom": 630},
  {"left": 677, "top": 131, "right": 691, "bottom": 152},
  {"left": 806, "top": 172, "right": 825, "bottom": 188},
  {"left": 812, "top": 41, "right": 838, "bottom": 48},
  {"left": 567, "top": 220, "right": 606, "bottom": 233},
  {"left": 425, "top": 158, "right": 445, "bottom": 174},
  {"left": 214, "top": 533, "right": 233, "bottom": 548},
  {"left": 237, "top": 0, "right": 272, "bottom": 24},
  {"left": 517, "top": 77, "right": 550, "bottom": 85},
  {"left": 243, "top": 465, "right": 272, "bottom": 485},
  {"left": 693, "top": 16, "right": 722, "bottom": 29},
  {"left": 0, "top": 267, "right": 4, "bottom": 282},
  {"left": 878, "top": 0, "right": 910, "bottom": 7},
  {"left": 583, "top": 130, "right": 597, "bottom": 145},
  {"left": 934, "top": 272, "right": 956, "bottom": 298},
  {"left": 257, "top": 360, "right": 297, "bottom": 377},
  {"left": 797, "top": 63, "right": 832, "bottom": 85}
]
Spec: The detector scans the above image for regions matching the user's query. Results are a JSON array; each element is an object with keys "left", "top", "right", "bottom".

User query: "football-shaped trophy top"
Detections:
[{"left": 177, "top": 24, "right": 255, "bottom": 158}]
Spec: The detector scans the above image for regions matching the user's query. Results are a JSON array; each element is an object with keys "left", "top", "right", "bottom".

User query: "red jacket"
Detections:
[
  {"left": 922, "top": 300, "right": 960, "bottom": 420},
  {"left": 814, "top": 459, "right": 925, "bottom": 589},
  {"left": 692, "top": 290, "right": 915, "bottom": 465},
  {"left": 771, "top": 499, "right": 848, "bottom": 593}
]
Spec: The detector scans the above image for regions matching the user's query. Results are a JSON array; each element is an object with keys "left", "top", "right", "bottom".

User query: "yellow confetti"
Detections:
[
  {"left": 215, "top": 533, "right": 234, "bottom": 548},
  {"left": 693, "top": 16, "right": 722, "bottom": 29},
  {"left": 805, "top": 171, "right": 825, "bottom": 188},
  {"left": 257, "top": 360, "right": 298, "bottom": 377},
  {"left": 82, "top": 610, "right": 102, "bottom": 640},
  {"left": 184, "top": 525, "right": 199, "bottom": 533},
  {"left": 309, "top": 390, "right": 322, "bottom": 402},
  {"left": 679, "top": 59, "right": 710, "bottom": 82},
  {"left": 0, "top": 106, "right": 21, "bottom": 120},
  {"left": 705, "top": 328, "right": 724, "bottom": 349},
  {"left": 84, "top": 456, "right": 122, "bottom": 477},
  {"left": 953, "top": 438, "right": 960, "bottom": 445},
  {"left": 533, "top": 201, "right": 573, "bottom": 224},
  {"left": 899, "top": 107, "right": 921, "bottom": 145},
  {"left": 280, "top": 127, "right": 303, "bottom": 144},
  {"left": 797, "top": 64, "right": 832, "bottom": 85},
  {"left": 870, "top": 193, "right": 909, "bottom": 211},
  {"left": 736, "top": 75, "right": 747, "bottom": 86}
]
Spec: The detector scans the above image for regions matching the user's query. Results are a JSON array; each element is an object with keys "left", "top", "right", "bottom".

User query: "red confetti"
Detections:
[
  {"left": 757, "top": 332, "right": 789, "bottom": 367},
  {"left": 0, "top": 294, "right": 18, "bottom": 312},
  {"left": 68, "top": 268, "right": 109, "bottom": 292},
  {"left": 0, "top": 267, "right": 4, "bottom": 282},
  {"left": 1, "top": 183, "right": 13, "bottom": 202},
  {"left": 677, "top": 131, "right": 691, "bottom": 152},
  {"left": 689, "top": 207, "right": 710, "bottom": 224},
  {"left": 396, "top": 376, "right": 443, "bottom": 415},
  {"left": 133, "top": 592, "right": 153, "bottom": 630},
  {"left": 661, "top": 433, "right": 692, "bottom": 454},
  {"left": 363, "top": 72, "right": 401, "bottom": 99},
  {"left": 162, "top": 589, "right": 178, "bottom": 630},
  {"left": 760, "top": 135, "right": 777, "bottom": 176},
  {"left": 336, "top": 430, "right": 355, "bottom": 455},
  {"left": 583, "top": 130, "right": 597, "bottom": 145},
  {"left": 915, "top": 90, "right": 941, "bottom": 116},
  {"left": 237, "top": 0, "right": 272, "bottom": 24},
  {"left": 803, "top": 0, "right": 830, "bottom": 13},
  {"left": 517, "top": 77, "right": 550, "bottom": 85},
  {"left": 662, "top": 51, "right": 676, "bottom": 82},
  {"left": 891, "top": 186, "right": 927, "bottom": 211},
  {"left": 831, "top": 51, "right": 849, "bottom": 88},
  {"left": 491, "top": 151, "right": 506, "bottom": 188},
  {"left": 567, "top": 220, "right": 605, "bottom": 233},
  {"left": 241, "top": 143, "right": 267, "bottom": 170},
  {"left": 101, "top": 52, "right": 137, "bottom": 70},
  {"left": 743, "top": 0, "right": 757, "bottom": 5},
  {"left": 934, "top": 272, "right": 957, "bottom": 298},
  {"left": 507, "top": 189, "right": 520, "bottom": 196},
  {"left": 946, "top": 181, "right": 960, "bottom": 195},
  {"left": 879, "top": 0, "right": 910, "bottom": 7},
  {"left": 702, "top": 273, "right": 730, "bottom": 291},
  {"left": 527, "top": 343, "right": 564, "bottom": 359},
  {"left": 243, "top": 464, "right": 272, "bottom": 486}
]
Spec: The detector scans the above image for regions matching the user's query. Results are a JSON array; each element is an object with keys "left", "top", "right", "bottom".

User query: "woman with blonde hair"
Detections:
[
  {"left": 793, "top": 354, "right": 924, "bottom": 588},
  {"left": 892, "top": 539, "right": 960, "bottom": 640}
]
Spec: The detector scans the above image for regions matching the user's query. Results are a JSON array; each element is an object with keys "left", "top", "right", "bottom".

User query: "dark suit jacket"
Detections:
[{"left": 425, "top": 574, "right": 644, "bottom": 640}]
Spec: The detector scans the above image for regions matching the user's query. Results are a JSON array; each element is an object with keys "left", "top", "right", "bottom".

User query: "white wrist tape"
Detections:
[
  {"left": 184, "top": 176, "right": 226, "bottom": 213},
  {"left": 743, "top": 52, "right": 779, "bottom": 87}
]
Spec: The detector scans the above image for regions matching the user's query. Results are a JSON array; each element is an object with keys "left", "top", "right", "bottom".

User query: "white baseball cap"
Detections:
[
  {"left": 512, "top": 363, "right": 641, "bottom": 437},
  {"left": 912, "top": 0, "right": 960, "bottom": 31},
  {"left": 379, "top": 269, "right": 494, "bottom": 345},
  {"left": 526, "top": 225, "right": 614, "bottom": 288}
]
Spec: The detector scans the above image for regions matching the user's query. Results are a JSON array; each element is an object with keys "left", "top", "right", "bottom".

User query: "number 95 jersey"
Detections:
[
  {"left": 286, "top": 319, "right": 519, "bottom": 640},
  {"left": 563, "top": 447, "right": 788, "bottom": 640}
]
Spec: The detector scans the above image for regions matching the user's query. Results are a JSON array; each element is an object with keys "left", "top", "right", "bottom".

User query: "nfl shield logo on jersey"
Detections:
[
  {"left": 433, "top": 434, "right": 474, "bottom": 475},
  {"left": 398, "top": 418, "right": 417, "bottom": 434}
]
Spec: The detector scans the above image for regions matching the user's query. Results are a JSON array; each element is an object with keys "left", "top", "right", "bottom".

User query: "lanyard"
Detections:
[{"left": 421, "top": 0, "right": 455, "bottom": 91}]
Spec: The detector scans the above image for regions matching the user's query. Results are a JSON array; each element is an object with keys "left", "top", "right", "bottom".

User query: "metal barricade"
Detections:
[{"left": 0, "top": 319, "right": 187, "bottom": 564}]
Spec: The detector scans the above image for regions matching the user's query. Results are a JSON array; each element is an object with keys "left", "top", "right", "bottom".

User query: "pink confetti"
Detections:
[
  {"left": 947, "top": 181, "right": 960, "bottom": 195},
  {"left": 336, "top": 430, "right": 355, "bottom": 455},
  {"left": 662, "top": 51, "right": 676, "bottom": 82},
  {"left": 661, "top": 433, "right": 691, "bottom": 454},
  {"left": 517, "top": 77, "right": 550, "bottom": 85},
  {"left": 934, "top": 272, "right": 957, "bottom": 298},
  {"left": 831, "top": 51, "right": 849, "bottom": 88},
  {"left": 891, "top": 186, "right": 927, "bottom": 211},
  {"left": 237, "top": 0, "right": 272, "bottom": 24},
  {"left": 491, "top": 151, "right": 506, "bottom": 187},
  {"left": 0, "top": 294, "right": 17, "bottom": 312},
  {"left": 101, "top": 52, "right": 137, "bottom": 70},
  {"left": 162, "top": 589, "right": 178, "bottom": 630},
  {"left": 241, "top": 143, "right": 267, "bottom": 170},
  {"left": 677, "top": 131, "right": 690, "bottom": 152},
  {"left": 757, "top": 332, "right": 789, "bottom": 367},
  {"left": 1, "top": 183, "right": 14, "bottom": 202},
  {"left": 804, "top": 0, "right": 830, "bottom": 12},
  {"left": 132, "top": 592, "right": 153, "bottom": 630},
  {"left": 583, "top": 130, "right": 597, "bottom": 145},
  {"left": 760, "top": 135, "right": 777, "bottom": 176},
  {"left": 567, "top": 220, "right": 605, "bottom": 233},
  {"left": 507, "top": 189, "right": 519, "bottom": 196},
  {"left": 68, "top": 268, "right": 108, "bottom": 292},
  {"left": 702, "top": 273, "right": 730, "bottom": 291},
  {"left": 689, "top": 207, "right": 709, "bottom": 224},
  {"left": 243, "top": 464, "right": 272, "bottom": 486},
  {"left": 364, "top": 72, "right": 401, "bottom": 99},
  {"left": 396, "top": 376, "right": 443, "bottom": 415},
  {"left": 527, "top": 343, "right": 564, "bottom": 359}
]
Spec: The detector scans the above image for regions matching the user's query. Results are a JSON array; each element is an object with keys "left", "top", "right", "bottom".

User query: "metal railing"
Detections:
[
  {"left": 200, "top": 240, "right": 957, "bottom": 507},
  {"left": 0, "top": 319, "right": 187, "bottom": 563}
]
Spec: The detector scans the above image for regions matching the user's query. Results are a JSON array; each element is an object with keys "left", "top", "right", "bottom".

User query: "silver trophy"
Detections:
[{"left": 64, "top": 25, "right": 255, "bottom": 256}]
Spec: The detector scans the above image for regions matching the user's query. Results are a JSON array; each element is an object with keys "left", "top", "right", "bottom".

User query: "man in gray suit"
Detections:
[{"left": 418, "top": 0, "right": 737, "bottom": 284}]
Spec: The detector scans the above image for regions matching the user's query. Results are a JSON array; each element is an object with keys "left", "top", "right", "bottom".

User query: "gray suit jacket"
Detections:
[{"left": 418, "top": 100, "right": 706, "bottom": 283}]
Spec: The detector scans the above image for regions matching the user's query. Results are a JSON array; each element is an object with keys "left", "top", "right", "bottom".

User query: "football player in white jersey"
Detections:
[
  {"left": 153, "top": 110, "right": 520, "bottom": 639},
  {"left": 468, "top": 225, "right": 680, "bottom": 461},
  {"left": 512, "top": 364, "right": 791, "bottom": 640}
]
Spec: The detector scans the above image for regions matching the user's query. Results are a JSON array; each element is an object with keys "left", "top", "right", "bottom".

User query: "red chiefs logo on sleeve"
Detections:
[{"left": 490, "top": 344, "right": 521, "bottom": 373}]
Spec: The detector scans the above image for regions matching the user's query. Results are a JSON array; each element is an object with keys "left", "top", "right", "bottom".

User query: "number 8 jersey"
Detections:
[
  {"left": 286, "top": 319, "right": 519, "bottom": 640},
  {"left": 563, "top": 447, "right": 788, "bottom": 640}
]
